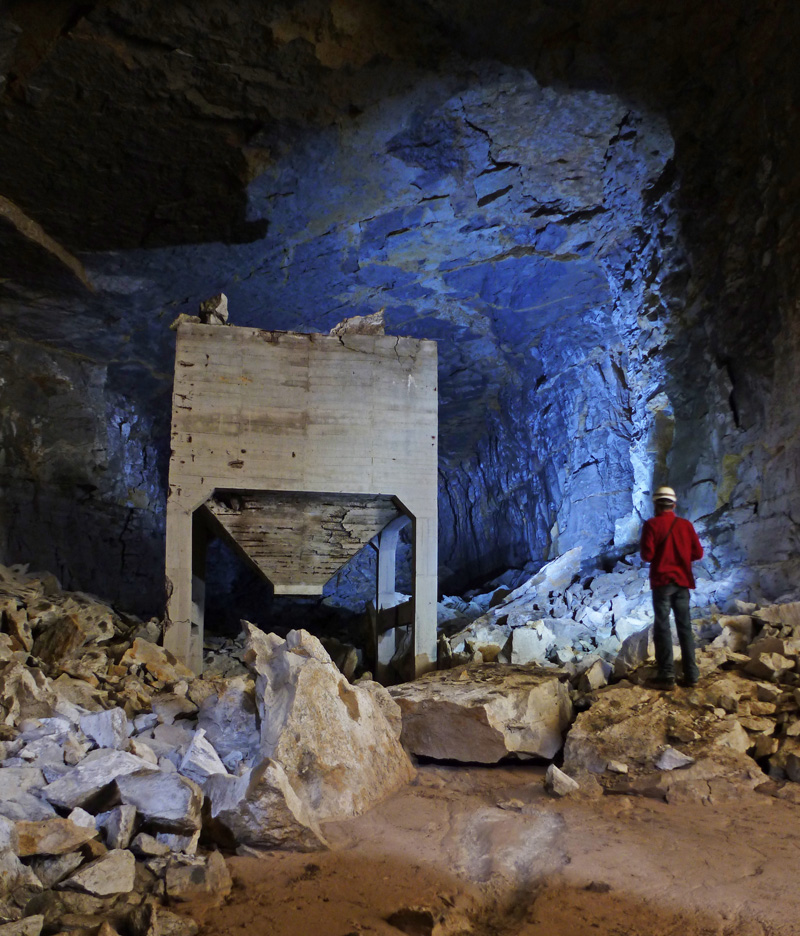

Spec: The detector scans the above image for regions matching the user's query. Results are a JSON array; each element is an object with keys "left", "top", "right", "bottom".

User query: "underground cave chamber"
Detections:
[{"left": 0, "top": 2, "right": 799, "bottom": 657}]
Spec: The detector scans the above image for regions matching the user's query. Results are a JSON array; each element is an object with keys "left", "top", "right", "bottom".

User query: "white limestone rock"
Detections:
[
  {"left": 243, "top": 625, "right": 415, "bottom": 820},
  {"left": 96, "top": 805, "right": 137, "bottom": 850},
  {"left": 59, "top": 848, "right": 135, "bottom": 896},
  {"left": 0, "top": 768, "right": 45, "bottom": 798},
  {"left": 545, "top": 764, "right": 580, "bottom": 796},
  {"left": 205, "top": 759, "right": 327, "bottom": 851},
  {"left": 388, "top": 663, "right": 574, "bottom": 763},
  {"left": 613, "top": 625, "right": 654, "bottom": 677},
  {"left": 42, "top": 749, "right": 159, "bottom": 810},
  {"left": 0, "top": 793, "right": 56, "bottom": 823},
  {"left": 157, "top": 831, "right": 199, "bottom": 856},
  {"left": 656, "top": 746, "right": 696, "bottom": 770},
  {"left": 79, "top": 708, "right": 129, "bottom": 750},
  {"left": 578, "top": 658, "right": 612, "bottom": 692},
  {"left": 196, "top": 677, "right": 259, "bottom": 765},
  {"left": 508, "top": 622, "right": 556, "bottom": 665},
  {"left": 178, "top": 729, "right": 227, "bottom": 785},
  {"left": 709, "top": 614, "right": 755, "bottom": 653},
  {"left": 115, "top": 772, "right": 202, "bottom": 834}
]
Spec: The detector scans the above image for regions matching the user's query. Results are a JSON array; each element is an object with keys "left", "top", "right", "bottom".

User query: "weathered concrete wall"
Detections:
[{"left": 165, "top": 324, "right": 437, "bottom": 671}]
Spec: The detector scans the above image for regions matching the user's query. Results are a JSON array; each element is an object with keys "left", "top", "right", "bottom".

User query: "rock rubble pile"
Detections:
[
  {"left": 0, "top": 564, "right": 412, "bottom": 934},
  {"left": 3, "top": 550, "right": 800, "bottom": 933}
]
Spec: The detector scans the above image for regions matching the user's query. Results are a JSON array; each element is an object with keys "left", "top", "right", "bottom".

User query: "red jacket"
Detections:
[{"left": 640, "top": 511, "right": 703, "bottom": 589}]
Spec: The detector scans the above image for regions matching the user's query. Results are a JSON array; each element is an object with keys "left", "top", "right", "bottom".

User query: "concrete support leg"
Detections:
[
  {"left": 165, "top": 496, "right": 208, "bottom": 673},
  {"left": 412, "top": 513, "right": 438, "bottom": 678},
  {"left": 190, "top": 515, "right": 209, "bottom": 673},
  {"left": 164, "top": 500, "right": 192, "bottom": 667},
  {"left": 375, "top": 517, "right": 408, "bottom": 682}
]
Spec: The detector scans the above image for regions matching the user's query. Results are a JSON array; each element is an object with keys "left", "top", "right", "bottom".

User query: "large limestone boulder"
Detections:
[
  {"left": 388, "top": 664, "right": 574, "bottom": 762},
  {"left": 242, "top": 624, "right": 415, "bottom": 820}
]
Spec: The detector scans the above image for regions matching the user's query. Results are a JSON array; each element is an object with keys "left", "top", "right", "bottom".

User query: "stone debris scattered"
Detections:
[
  {"left": 0, "top": 562, "right": 405, "bottom": 930},
  {"left": 3, "top": 553, "right": 800, "bottom": 930}
]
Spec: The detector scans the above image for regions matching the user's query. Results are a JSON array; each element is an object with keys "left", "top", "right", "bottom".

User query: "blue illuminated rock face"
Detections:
[
  {"left": 215, "top": 67, "right": 682, "bottom": 586},
  {"left": 0, "top": 65, "right": 685, "bottom": 606}
]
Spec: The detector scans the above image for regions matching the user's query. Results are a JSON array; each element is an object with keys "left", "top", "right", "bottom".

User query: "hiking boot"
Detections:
[{"left": 648, "top": 676, "right": 676, "bottom": 690}]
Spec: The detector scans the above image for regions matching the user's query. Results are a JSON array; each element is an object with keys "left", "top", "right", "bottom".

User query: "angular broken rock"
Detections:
[
  {"left": 205, "top": 758, "right": 327, "bottom": 851},
  {"left": 29, "top": 852, "right": 84, "bottom": 889},
  {"left": 96, "top": 805, "right": 137, "bottom": 850},
  {"left": 60, "top": 848, "right": 135, "bottom": 896},
  {"left": 508, "top": 622, "right": 556, "bottom": 665},
  {"left": 388, "top": 663, "right": 573, "bottom": 763},
  {"left": 115, "top": 772, "right": 202, "bottom": 834},
  {"left": 42, "top": 749, "right": 159, "bottom": 810},
  {"left": 16, "top": 817, "right": 98, "bottom": 857},
  {"left": 745, "top": 651, "right": 795, "bottom": 680},
  {"left": 165, "top": 851, "right": 232, "bottom": 904},
  {"left": 178, "top": 729, "right": 227, "bottom": 785},
  {"left": 119, "top": 639, "right": 194, "bottom": 685},
  {"left": 655, "top": 746, "right": 695, "bottom": 770},
  {"left": 545, "top": 764, "right": 579, "bottom": 796},
  {"left": 80, "top": 708, "right": 129, "bottom": 750},
  {"left": 613, "top": 625, "right": 654, "bottom": 677},
  {"left": 196, "top": 677, "right": 259, "bottom": 764},
  {"left": 0, "top": 915, "right": 45, "bottom": 936},
  {"left": 0, "top": 792, "right": 57, "bottom": 822},
  {"left": 244, "top": 625, "right": 415, "bottom": 819},
  {"left": 578, "top": 658, "right": 612, "bottom": 693}
]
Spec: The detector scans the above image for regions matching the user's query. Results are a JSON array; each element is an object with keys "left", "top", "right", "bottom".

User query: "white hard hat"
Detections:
[{"left": 652, "top": 485, "right": 677, "bottom": 504}]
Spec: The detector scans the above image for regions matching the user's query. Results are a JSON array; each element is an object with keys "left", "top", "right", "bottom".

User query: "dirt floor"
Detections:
[{"left": 193, "top": 763, "right": 800, "bottom": 936}]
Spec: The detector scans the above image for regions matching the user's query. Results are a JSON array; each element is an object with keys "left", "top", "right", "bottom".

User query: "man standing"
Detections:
[{"left": 640, "top": 486, "right": 704, "bottom": 688}]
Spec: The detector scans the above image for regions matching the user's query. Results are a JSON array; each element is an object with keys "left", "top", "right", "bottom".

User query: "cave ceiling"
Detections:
[{"left": 1, "top": 0, "right": 799, "bottom": 606}]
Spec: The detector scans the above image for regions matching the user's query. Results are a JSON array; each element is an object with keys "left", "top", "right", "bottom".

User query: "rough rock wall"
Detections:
[
  {"left": 0, "top": 0, "right": 799, "bottom": 608},
  {"left": 0, "top": 339, "right": 163, "bottom": 614}
]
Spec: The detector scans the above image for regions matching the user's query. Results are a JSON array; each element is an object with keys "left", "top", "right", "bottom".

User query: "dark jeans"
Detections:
[{"left": 652, "top": 585, "right": 699, "bottom": 682}]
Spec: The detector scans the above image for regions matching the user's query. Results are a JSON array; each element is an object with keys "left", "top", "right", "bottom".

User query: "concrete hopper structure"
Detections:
[{"left": 164, "top": 323, "right": 438, "bottom": 677}]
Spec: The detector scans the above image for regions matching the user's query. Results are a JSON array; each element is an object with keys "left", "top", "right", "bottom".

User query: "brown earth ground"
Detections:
[{"left": 192, "top": 763, "right": 800, "bottom": 936}]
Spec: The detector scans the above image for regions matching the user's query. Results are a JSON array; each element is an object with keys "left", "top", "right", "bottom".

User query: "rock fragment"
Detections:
[
  {"left": 656, "top": 747, "right": 695, "bottom": 770},
  {"left": 115, "top": 772, "right": 202, "bottom": 834},
  {"left": 80, "top": 708, "right": 129, "bottom": 750},
  {"left": 545, "top": 764, "right": 580, "bottom": 796},
  {"left": 0, "top": 916, "right": 45, "bottom": 936},
  {"left": 205, "top": 759, "right": 327, "bottom": 851},
  {"left": 178, "top": 729, "right": 227, "bottom": 785},
  {"left": 96, "top": 805, "right": 137, "bottom": 850},
  {"left": 42, "top": 749, "right": 158, "bottom": 810},
  {"left": 16, "top": 817, "right": 98, "bottom": 856},
  {"left": 164, "top": 851, "right": 231, "bottom": 904},
  {"left": 60, "top": 849, "right": 136, "bottom": 896}
]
